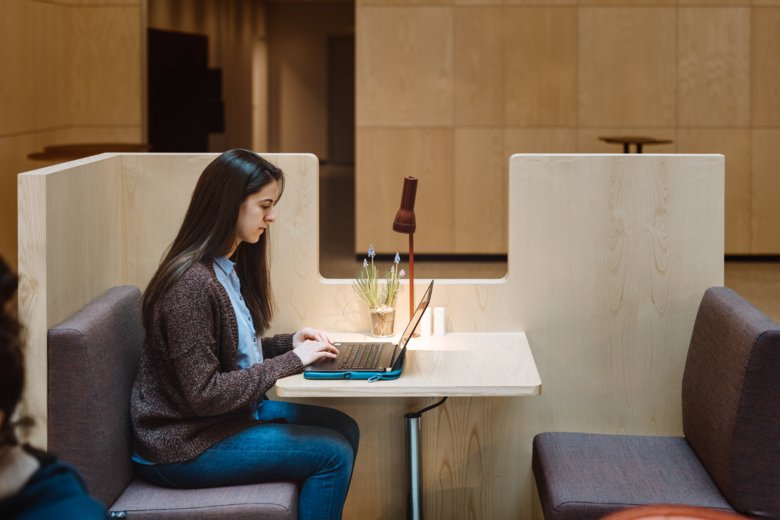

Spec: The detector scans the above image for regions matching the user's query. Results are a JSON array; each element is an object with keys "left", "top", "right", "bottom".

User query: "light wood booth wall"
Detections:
[
  {"left": 355, "top": 1, "right": 780, "bottom": 256},
  {"left": 1, "top": 0, "right": 144, "bottom": 270},
  {"left": 18, "top": 153, "right": 723, "bottom": 519}
]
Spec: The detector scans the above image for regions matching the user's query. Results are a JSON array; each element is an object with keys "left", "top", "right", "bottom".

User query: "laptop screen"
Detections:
[{"left": 391, "top": 280, "right": 434, "bottom": 367}]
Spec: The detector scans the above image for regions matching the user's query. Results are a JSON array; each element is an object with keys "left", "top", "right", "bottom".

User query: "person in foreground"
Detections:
[
  {"left": 0, "top": 257, "right": 106, "bottom": 519},
  {"left": 131, "top": 149, "right": 359, "bottom": 520}
]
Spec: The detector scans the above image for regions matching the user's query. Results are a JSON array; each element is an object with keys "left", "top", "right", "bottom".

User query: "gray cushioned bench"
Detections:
[
  {"left": 48, "top": 285, "right": 299, "bottom": 519},
  {"left": 533, "top": 287, "right": 780, "bottom": 519}
]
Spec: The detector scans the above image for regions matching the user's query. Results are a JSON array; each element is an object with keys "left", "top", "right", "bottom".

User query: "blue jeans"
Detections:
[{"left": 135, "top": 401, "right": 359, "bottom": 520}]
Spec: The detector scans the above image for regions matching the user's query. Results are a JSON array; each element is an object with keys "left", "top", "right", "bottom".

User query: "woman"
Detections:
[
  {"left": 131, "top": 149, "right": 359, "bottom": 520},
  {"left": 0, "top": 257, "right": 106, "bottom": 518}
]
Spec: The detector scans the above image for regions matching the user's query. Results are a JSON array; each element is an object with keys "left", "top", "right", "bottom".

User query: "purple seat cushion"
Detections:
[
  {"left": 109, "top": 478, "right": 298, "bottom": 520},
  {"left": 48, "top": 286, "right": 299, "bottom": 518},
  {"left": 532, "top": 433, "right": 735, "bottom": 520}
]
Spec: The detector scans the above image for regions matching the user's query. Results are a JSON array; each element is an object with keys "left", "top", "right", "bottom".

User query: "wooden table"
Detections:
[
  {"left": 598, "top": 136, "right": 673, "bottom": 153},
  {"left": 276, "top": 332, "right": 541, "bottom": 519}
]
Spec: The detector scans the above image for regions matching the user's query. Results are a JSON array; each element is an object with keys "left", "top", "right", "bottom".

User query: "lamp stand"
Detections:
[{"left": 409, "top": 233, "right": 415, "bottom": 320}]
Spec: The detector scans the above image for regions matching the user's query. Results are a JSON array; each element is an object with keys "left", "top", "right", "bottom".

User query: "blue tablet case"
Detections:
[{"left": 303, "top": 354, "right": 405, "bottom": 382}]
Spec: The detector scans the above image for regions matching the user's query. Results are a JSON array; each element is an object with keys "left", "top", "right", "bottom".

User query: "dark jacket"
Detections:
[
  {"left": 0, "top": 446, "right": 106, "bottom": 519},
  {"left": 131, "top": 261, "right": 303, "bottom": 464}
]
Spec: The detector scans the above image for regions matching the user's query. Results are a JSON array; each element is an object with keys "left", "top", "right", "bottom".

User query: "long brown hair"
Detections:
[
  {"left": 142, "top": 149, "right": 285, "bottom": 333},
  {"left": 0, "top": 257, "right": 26, "bottom": 446}
]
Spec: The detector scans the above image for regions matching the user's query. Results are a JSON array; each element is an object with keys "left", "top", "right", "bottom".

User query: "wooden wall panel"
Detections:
[
  {"left": 579, "top": 7, "right": 676, "bottom": 127},
  {"left": 32, "top": 1, "right": 75, "bottom": 130},
  {"left": 57, "top": 0, "right": 139, "bottom": 4},
  {"left": 1, "top": 0, "right": 37, "bottom": 136},
  {"left": 357, "top": 0, "right": 452, "bottom": 6},
  {"left": 45, "top": 160, "right": 125, "bottom": 325},
  {"left": 752, "top": 8, "right": 780, "bottom": 126},
  {"left": 677, "top": 129, "right": 751, "bottom": 254},
  {"left": 505, "top": 0, "right": 575, "bottom": 4},
  {"left": 456, "top": 0, "right": 502, "bottom": 5},
  {"left": 119, "top": 154, "right": 213, "bottom": 288},
  {"left": 579, "top": 0, "right": 674, "bottom": 4},
  {"left": 2, "top": 0, "right": 143, "bottom": 269},
  {"left": 71, "top": 7, "right": 142, "bottom": 126},
  {"left": 19, "top": 153, "right": 723, "bottom": 519},
  {"left": 266, "top": 3, "right": 353, "bottom": 159},
  {"left": 751, "top": 130, "right": 780, "bottom": 253},
  {"left": 454, "top": 7, "right": 503, "bottom": 126},
  {"left": 504, "top": 7, "right": 578, "bottom": 126},
  {"left": 453, "top": 128, "right": 506, "bottom": 253},
  {"left": 18, "top": 156, "right": 124, "bottom": 447},
  {"left": 679, "top": 0, "right": 749, "bottom": 5},
  {"left": 17, "top": 172, "right": 49, "bottom": 448},
  {"left": 356, "top": 128, "right": 454, "bottom": 255},
  {"left": 356, "top": 7, "right": 453, "bottom": 127},
  {"left": 356, "top": 3, "right": 780, "bottom": 254},
  {"left": 0, "top": 135, "right": 39, "bottom": 270},
  {"left": 216, "top": 1, "right": 256, "bottom": 153},
  {"left": 504, "top": 128, "right": 578, "bottom": 153},
  {"left": 678, "top": 7, "right": 750, "bottom": 126}
]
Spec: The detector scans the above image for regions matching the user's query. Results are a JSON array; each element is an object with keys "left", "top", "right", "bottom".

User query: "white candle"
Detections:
[
  {"left": 433, "top": 306, "right": 446, "bottom": 336},
  {"left": 419, "top": 308, "right": 432, "bottom": 336}
]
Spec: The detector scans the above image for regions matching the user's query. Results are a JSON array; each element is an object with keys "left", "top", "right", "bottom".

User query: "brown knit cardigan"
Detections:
[{"left": 130, "top": 261, "right": 304, "bottom": 464}]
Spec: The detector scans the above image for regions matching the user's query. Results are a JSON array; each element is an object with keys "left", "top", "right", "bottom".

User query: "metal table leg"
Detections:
[{"left": 405, "top": 397, "right": 448, "bottom": 520}]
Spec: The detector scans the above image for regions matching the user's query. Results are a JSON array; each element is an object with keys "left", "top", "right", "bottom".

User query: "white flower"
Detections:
[
  {"left": 363, "top": 259, "right": 368, "bottom": 268},
  {"left": 394, "top": 252, "right": 401, "bottom": 264},
  {"left": 368, "top": 244, "right": 375, "bottom": 258},
  {"left": 399, "top": 269, "right": 406, "bottom": 278}
]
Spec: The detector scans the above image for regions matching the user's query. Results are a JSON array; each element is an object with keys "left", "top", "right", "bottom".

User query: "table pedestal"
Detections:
[{"left": 405, "top": 397, "right": 448, "bottom": 520}]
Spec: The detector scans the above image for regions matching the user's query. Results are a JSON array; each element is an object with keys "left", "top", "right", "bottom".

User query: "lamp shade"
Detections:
[{"left": 392, "top": 176, "right": 418, "bottom": 234}]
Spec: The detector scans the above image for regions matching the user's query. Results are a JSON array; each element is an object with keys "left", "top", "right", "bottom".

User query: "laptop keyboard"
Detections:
[{"left": 339, "top": 343, "right": 382, "bottom": 369}]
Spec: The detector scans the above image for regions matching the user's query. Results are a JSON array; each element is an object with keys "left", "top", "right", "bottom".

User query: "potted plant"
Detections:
[{"left": 354, "top": 245, "right": 404, "bottom": 337}]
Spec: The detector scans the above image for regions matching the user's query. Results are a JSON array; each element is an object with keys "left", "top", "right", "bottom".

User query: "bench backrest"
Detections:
[
  {"left": 683, "top": 287, "right": 780, "bottom": 517},
  {"left": 47, "top": 286, "right": 144, "bottom": 506}
]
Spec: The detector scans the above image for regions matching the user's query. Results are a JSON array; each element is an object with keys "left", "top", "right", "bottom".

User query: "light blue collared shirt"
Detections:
[{"left": 213, "top": 256, "right": 264, "bottom": 369}]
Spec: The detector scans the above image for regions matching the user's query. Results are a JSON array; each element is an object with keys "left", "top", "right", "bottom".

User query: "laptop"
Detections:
[{"left": 304, "top": 280, "right": 434, "bottom": 381}]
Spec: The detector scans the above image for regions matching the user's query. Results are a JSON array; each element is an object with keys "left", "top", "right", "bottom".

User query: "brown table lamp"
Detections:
[{"left": 392, "top": 176, "right": 418, "bottom": 320}]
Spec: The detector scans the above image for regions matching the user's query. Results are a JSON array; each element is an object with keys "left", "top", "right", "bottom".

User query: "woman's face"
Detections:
[{"left": 235, "top": 179, "right": 280, "bottom": 247}]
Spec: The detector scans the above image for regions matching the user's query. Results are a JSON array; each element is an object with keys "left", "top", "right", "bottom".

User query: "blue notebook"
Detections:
[{"left": 304, "top": 281, "right": 433, "bottom": 382}]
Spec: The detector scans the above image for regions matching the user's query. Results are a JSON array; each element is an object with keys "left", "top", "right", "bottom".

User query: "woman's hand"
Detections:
[
  {"left": 292, "top": 340, "right": 338, "bottom": 367},
  {"left": 293, "top": 327, "right": 332, "bottom": 349}
]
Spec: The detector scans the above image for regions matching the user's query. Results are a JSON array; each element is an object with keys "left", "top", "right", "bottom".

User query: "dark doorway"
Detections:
[
  {"left": 327, "top": 34, "right": 355, "bottom": 165},
  {"left": 148, "top": 28, "right": 224, "bottom": 152}
]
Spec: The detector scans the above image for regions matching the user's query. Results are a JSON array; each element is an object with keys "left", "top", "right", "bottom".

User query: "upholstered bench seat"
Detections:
[
  {"left": 532, "top": 288, "right": 780, "bottom": 519},
  {"left": 532, "top": 433, "right": 734, "bottom": 520},
  {"left": 48, "top": 286, "right": 299, "bottom": 519},
  {"left": 109, "top": 479, "right": 298, "bottom": 519}
]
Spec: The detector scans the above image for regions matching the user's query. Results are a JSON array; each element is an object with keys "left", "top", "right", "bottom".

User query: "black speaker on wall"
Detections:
[{"left": 148, "top": 29, "right": 224, "bottom": 152}]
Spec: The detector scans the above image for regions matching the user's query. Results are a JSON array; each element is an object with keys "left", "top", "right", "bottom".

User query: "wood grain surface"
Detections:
[{"left": 355, "top": 4, "right": 775, "bottom": 254}]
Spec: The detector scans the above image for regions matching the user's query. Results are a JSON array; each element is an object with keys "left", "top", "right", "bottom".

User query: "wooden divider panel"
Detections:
[{"left": 18, "top": 153, "right": 723, "bottom": 519}]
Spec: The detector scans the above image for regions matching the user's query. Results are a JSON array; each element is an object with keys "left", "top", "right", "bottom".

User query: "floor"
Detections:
[
  {"left": 723, "top": 261, "right": 780, "bottom": 321},
  {"left": 318, "top": 165, "right": 780, "bottom": 322}
]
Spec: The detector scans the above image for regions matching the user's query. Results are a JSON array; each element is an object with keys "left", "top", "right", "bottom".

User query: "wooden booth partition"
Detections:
[{"left": 18, "top": 154, "right": 723, "bottom": 519}]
